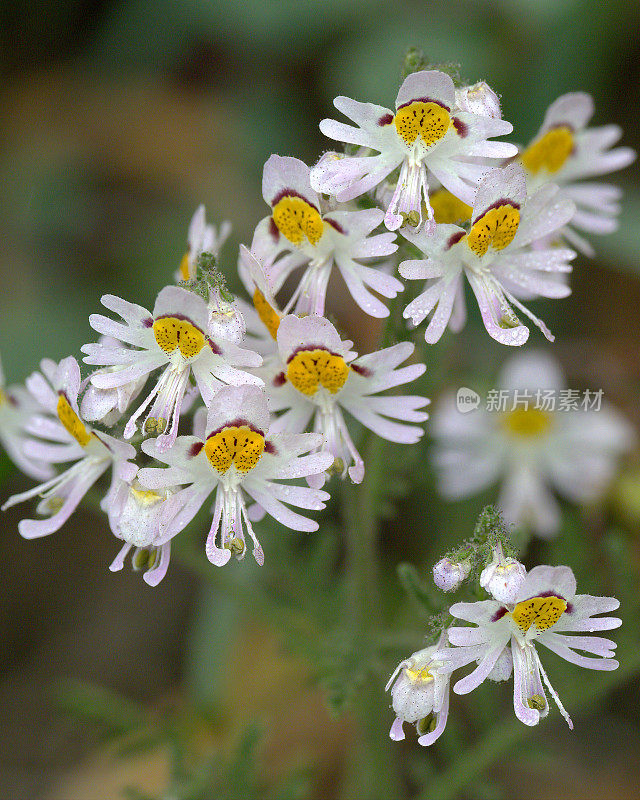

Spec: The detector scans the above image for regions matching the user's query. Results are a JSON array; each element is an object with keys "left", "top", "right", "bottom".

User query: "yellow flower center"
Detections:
[
  {"left": 521, "top": 126, "right": 574, "bottom": 174},
  {"left": 394, "top": 101, "right": 451, "bottom": 147},
  {"left": 466, "top": 203, "right": 520, "bottom": 257},
  {"left": 253, "top": 289, "right": 280, "bottom": 339},
  {"left": 501, "top": 408, "right": 552, "bottom": 438},
  {"left": 205, "top": 426, "right": 265, "bottom": 474},
  {"left": 153, "top": 317, "right": 207, "bottom": 359},
  {"left": 272, "top": 195, "right": 325, "bottom": 246},
  {"left": 179, "top": 251, "right": 191, "bottom": 281},
  {"left": 511, "top": 595, "right": 567, "bottom": 632},
  {"left": 405, "top": 666, "right": 433, "bottom": 684},
  {"left": 286, "top": 349, "right": 350, "bottom": 396},
  {"left": 57, "top": 394, "right": 93, "bottom": 447},
  {"left": 430, "top": 189, "right": 472, "bottom": 224}
]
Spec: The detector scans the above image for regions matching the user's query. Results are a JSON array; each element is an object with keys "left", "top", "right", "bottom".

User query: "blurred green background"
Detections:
[{"left": 1, "top": 1, "right": 639, "bottom": 798}]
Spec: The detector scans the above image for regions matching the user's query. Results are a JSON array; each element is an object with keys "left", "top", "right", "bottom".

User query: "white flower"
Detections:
[
  {"left": 433, "top": 557, "right": 471, "bottom": 592},
  {"left": 399, "top": 163, "right": 576, "bottom": 346},
  {"left": 106, "top": 477, "right": 176, "bottom": 586},
  {"left": 444, "top": 565, "right": 621, "bottom": 729},
  {"left": 82, "top": 286, "right": 262, "bottom": 452},
  {"left": 263, "top": 315, "right": 429, "bottom": 484},
  {"left": 176, "top": 204, "right": 231, "bottom": 283},
  {"left": 480, "top": 542, "right": 527, "bottom": 604},
  {"left": 0, "top": 355, "right": 53, "bottom": 480},
  {"left": 252, "top": 155, "right": 401, "bottom": 318},
  {"left": 206, "top": 285, "right": 247, "bottom": 346},
  {"left": 520, "top": 93, "right": 636, "bottom": 255},
  {"left": 1, "top": 357, "right": 136, "bottom": 539},
  {"left": 310, "top": 70, "right": 517, "bottom": 232},
  {"left": 386, "top": 634, "right": 451, "bottom": 746},
  {"left": 137, "top": 384, "right": 333, "bottom": 567},
  {"left": 431, "top": 351, "right": 634, "bottom": 538}
]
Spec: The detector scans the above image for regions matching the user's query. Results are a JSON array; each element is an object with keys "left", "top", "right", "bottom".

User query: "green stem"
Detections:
[
  {"left": 345, "top": 433, "right": 383, "bottom": 624},
  {"left": 342, "top": 432, "right": 400, "bottom": 800}
]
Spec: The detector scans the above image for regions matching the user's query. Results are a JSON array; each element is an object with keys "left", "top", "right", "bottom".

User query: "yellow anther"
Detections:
[
  {"left": 430, "top": 189, "right": 472, "bottom": 225},
  {"left": 521, "top": 126, "right": 574, "bottom": 174},
  {"left": 272, "top": 195, "right": 324, "bottom": 246},
  {"left": 44, "top": 497, "right": 65, "bottom": 514},
  {"left": 144, "top": 416, "right": 167, "bottom": 435},
  {"left": 133, "top": 547, "right": 159, "bottom": 572},
  {"left": 328, "top": 457, "right": 344, "bottom": 476},
  {"left": 287, "top": 349, "right": 350, "bottom": 396},
  {"left": 253, "top": 289, "right": 280, "bottom": 339},
  {"left": 501, "top": 408, "right": 552, "bottom": 438},
  {"left": 467, "top": 204, "right": 520, "bottom": 257},
  {"left": 153, "top": 317, "right": 206, "bottom": 359},
  {"left": 205, "top": 426, "right": 265, "bottom": 474},
  {"left": 511, "top": 595, "right": 567, "bottom": 632},
  {"left": 417, "top": 713, "right": 437, "bottom": 735},
  {"left": 401, "top": 210, "right": 421, "bottom": 228},
  {"left": 394, "top": 101, "right": 451, "bottom": 147},
  {"left": 225, "top": 536, "right": 245, "bottom": 555},
  {"left": 57, "top": 394, "right": 93, "bottom": 448},
  {"left": 527, "top": 694, "right": 547, "bottom": 710},
  {"left": 498, "top": 306, "right": 522, "bottom": 330}
]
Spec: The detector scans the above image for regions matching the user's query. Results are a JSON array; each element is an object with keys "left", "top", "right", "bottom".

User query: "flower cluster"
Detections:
[
  {"left": 1, "top": 156, "right": 433, "bottom": 579},
  {"left": 0, "top": 208, "right": 430, "bottom": 580},
  {"left": 388, "top": 543, "right": 621, "bottom": 745},
  {"left": 0, "top": 57, "right": 633, "bottom": 756}
]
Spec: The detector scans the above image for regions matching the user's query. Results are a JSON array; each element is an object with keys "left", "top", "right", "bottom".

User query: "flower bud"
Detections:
[
  {"left": 386, "top": 635, "right": 451, "bottom": 746},
  {"left": 480, "top": 543, "right": 526, "bottom": 604},
  {"left": 388, "top": 646, "right": 438, "bottom": 727},
  {"left": 207, "top": 287, "right": 246, "bottom": 344},
  {"left": 433, "top": 557, "right": 471, "bottom": 592},
  {"left": 455, "top": 81, "right": 502, "bottom": 119}
]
